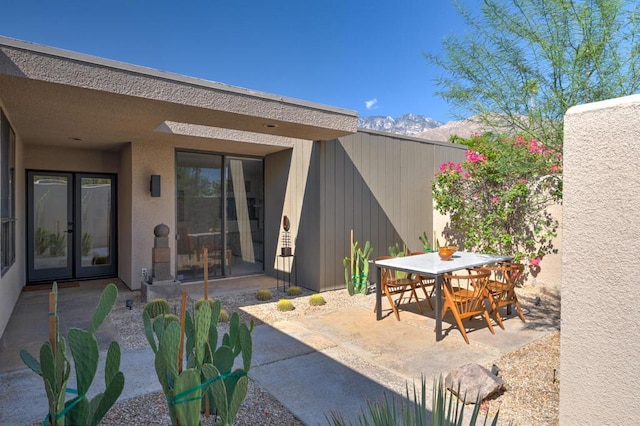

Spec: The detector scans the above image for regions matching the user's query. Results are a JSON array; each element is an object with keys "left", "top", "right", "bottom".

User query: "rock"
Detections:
[{"left": 445, "top": 363, "right": 505, "bottom": 404}]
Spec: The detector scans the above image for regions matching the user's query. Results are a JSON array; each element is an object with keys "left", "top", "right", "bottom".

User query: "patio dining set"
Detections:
[{"left": 374, "top": 250, "right": 527, "bottom": 344}]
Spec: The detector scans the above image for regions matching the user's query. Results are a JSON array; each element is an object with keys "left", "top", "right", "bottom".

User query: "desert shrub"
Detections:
[
  {"left": 287, "top": 286, "right": 303, "bottom": 296},
  {"left": 143, "top": 298, "right": 170, "bottom": 319},
  {"left": 276, "top": 299, "right": 295, "bottom": 312},
  {"left": 256, "top": 289, "right": 273, "bottom": 301},
  {"left": 309, "top": 294, "right": 326, "bottom": 306}
]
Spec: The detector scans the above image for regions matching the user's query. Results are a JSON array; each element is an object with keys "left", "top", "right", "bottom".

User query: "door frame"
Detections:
[{"left": 26, "top": 170, "right": 118, "bottom": 284}]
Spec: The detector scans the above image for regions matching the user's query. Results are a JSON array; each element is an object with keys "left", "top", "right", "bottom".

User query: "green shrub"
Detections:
[
  {"left": 287, "top": 286, "right": 303, "bottom": 296},
  {"left": 309, "top": 294, "right": 326, "bottom": 306},
  {"left": 256, "top": 289, "right": 273, "bottom": 301},
  {"left": 276, "top": 299, "right": 295, "bottom": 312},
  {"left": 219, "top": 308, "right": 230, "bottom": 322},
  {"left": 143, "top": 298, "right": 170, "bottom": 319}
]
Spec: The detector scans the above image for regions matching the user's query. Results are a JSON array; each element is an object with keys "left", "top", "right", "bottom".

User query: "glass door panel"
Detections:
[
  {"left": 27, "top": 171, "right": 73, "bottom": 282},
  {"left": 225, "top": 157, "right": 264, "bottom": 276},
  {"left": 75, "top": 174, "right": 117, "bottom": 278},
  {"left": 176, "top": 152, "right": 223, "bottom": 281}
]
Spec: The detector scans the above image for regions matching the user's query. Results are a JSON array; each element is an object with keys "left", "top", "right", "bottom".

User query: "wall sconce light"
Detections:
[{"left": 150, "top": 175, "right": 161, "bottom": 197}]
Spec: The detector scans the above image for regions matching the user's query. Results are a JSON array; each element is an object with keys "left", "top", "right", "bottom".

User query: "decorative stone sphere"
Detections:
[{"left": 154, "top": 223, "right": 170, "bottom": 237}]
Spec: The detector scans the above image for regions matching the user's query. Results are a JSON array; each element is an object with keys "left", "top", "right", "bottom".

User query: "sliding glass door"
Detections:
[
  {"left": 176, "top": 151, "right": 263, "bottom": 281},
  {"left": 225, "top": 157, "right": 264, "bottom": 276}
]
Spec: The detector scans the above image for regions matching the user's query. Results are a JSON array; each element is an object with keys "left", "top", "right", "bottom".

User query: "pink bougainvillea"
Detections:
[
  {"left": 439, "top": 161, "right": 463, "bottom": 173},
  {"left": 432, "top": 133, "right": 562, "bottom": 264},
  {"left": 465, "top": 150, "right": 487, "bottom": 163}
]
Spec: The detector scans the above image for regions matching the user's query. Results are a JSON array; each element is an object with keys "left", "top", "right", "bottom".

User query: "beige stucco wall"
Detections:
[
  {"left": 561, "top": 94, "right": 640, "bottom": 423},
  {"left": 125, "top": 141, "right": 175, "bottom": 289},
  {"left": 0, "top": 107, "right": 25, "bottom": 339},
  {"left": 24, "top": 145, "right": 120, "bottom": 172}
]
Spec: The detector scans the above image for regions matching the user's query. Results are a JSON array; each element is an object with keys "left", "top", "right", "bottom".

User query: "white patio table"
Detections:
[{"left": 374, "top": 251, "right": 512, "bottom": 341}]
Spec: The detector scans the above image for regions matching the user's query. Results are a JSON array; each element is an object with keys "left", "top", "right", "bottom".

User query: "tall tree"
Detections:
[{"left": 427, "top": 0, "right": 640, "bottom": 150}]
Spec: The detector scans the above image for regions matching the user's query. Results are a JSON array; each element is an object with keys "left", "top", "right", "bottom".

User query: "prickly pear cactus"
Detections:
[
  {"left": 145, "top": 295, "right": 253, "bottom": 425},
  {"left": 20, "top": 282, "right": 124, "bottom": 426}
]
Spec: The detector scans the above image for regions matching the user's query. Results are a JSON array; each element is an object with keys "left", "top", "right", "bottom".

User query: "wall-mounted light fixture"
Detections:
[{"left": 150, "top": 175, "right": 161, "bottom": 197}]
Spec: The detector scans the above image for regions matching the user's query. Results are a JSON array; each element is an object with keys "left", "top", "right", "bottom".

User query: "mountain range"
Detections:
[
  {"left": 358, "top": 114, "right": 487, "bottom": 142},
  {"left": 357, "top": 114, "right": 442, "bottom": 137}
]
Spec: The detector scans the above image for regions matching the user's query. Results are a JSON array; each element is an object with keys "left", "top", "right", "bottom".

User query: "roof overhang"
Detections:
[{"left": 0, "top": 36, "right": 358, "bottom": 153}]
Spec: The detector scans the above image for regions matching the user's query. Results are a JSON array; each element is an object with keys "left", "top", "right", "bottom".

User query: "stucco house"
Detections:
[{"left": 0, "top": 36, "right": 465, "bottom": 338}]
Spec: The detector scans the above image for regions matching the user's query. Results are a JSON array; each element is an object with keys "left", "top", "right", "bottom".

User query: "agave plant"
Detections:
[{"left": 326, "top": 376, "right": 499, "bottom": 426}]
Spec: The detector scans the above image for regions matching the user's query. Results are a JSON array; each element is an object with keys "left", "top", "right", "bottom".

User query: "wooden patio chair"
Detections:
[
  {"left": 409, "top": 252, "right": 435, "bottom": 309},
  {"left": 476, "top": 262, "right": 526, "bottom": 329},
  {"left": 441, "top": 269, "right": 494, "bottom": 344},
  {"left": 374, "top": 255, "right": 423, "bottom": 321}
]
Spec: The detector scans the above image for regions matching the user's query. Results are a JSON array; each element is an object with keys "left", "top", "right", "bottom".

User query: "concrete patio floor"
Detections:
[{"left": 0, "top": 275, "right": 560, "bottom": 425}]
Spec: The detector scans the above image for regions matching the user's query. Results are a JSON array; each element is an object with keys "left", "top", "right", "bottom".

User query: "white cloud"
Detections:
[{"left": 365, "top": 98, "right": 379, "bottom": 110}]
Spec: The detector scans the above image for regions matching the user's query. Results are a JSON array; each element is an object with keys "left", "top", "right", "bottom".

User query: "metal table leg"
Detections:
[
  {"left": 376, "top": 265, "right": 382, "bottom": 320},
  {"left": 435, "top": 275, "right": 443, "bottom": 341}
]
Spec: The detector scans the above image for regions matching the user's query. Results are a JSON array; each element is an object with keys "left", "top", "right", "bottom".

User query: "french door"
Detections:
[{"left": 27, "top": 171, "right": 117, "bottom": 283}]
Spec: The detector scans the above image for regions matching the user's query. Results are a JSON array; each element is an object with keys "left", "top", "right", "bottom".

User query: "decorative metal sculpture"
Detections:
[{"left": 281, "top": 215, "right": 292, "bottom": 256}]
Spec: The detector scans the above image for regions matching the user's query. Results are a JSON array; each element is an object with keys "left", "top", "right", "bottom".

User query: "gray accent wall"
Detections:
[{"left": 265, "top": 130, "right": 466, "bottom": 293}]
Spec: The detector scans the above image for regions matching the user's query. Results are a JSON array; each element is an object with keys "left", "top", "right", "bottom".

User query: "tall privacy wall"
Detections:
[
  {"left": 561, "top": 94, "right": 640, "bottom": 423},
  {"left": 264, "top": 130, "right": 467, "bottom": 292},
  {"left": 318, "top": 130, "right": 465, "bottom": 292}
]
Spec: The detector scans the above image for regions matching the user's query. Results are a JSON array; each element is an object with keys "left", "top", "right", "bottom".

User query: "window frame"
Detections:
[{"left": 1, "top": 109, "right": 16, "bottom": 275}]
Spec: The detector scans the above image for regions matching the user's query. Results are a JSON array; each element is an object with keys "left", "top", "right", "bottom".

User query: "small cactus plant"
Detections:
[
  {"left": 287, "top": 286, "right": 303, "bottom": 296},
  {"left": 276, "top": 299, "right": 295, "bottom": 312},
  {"left": 195, "top": 296, "right": 215, "bottom": 310},
  {"left": 309, "top": 294, "right": 326, "bottom": 306},
  {"left": 256, "top": 288, "right": 273, "bottom": 301},
  {"left": 20, "top": 282, "right": 124, "bottom": 425},
  {"left": 219, "top": 308, "right": 230, "bottom": 322},
  {"left": 143, "top": 298, "right": 170, "bottom": 318}
]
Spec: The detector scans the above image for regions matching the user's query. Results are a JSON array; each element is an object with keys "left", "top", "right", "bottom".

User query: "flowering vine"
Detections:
[{"left": 432, "top": 133, "right": 562, "bottom": 264}]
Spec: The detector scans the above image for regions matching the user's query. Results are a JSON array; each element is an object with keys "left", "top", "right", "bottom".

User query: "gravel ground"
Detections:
[{"left": 107, "top": 284, "right": 560, "bottom": 425}]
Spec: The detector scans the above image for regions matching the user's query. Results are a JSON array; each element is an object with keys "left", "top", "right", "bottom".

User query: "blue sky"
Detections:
[{"left": 2, "top": 0, "right": 474, "bottom": 123}]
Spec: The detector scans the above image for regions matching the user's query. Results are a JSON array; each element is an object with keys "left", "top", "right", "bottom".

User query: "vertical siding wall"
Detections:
[
  {"left": 264, "top": 140, "right": 319, "bottom": 289},
  {"left": 561, "top": 95, "right": 640, "bottom": 423},
  {"left": 317, "top": 131, "right": 466, "bottom": 292}
]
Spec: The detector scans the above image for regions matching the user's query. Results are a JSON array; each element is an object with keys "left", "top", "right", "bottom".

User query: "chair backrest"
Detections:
[
  {"left": 375, "top": 255, "right": 393, "bottom": 284},
  {"left": 375, "top": 255, "right": 414, "bottom": 284},
  {"left": 442, "top": 269, "right": 491, "bottom": 314},
  {"left": 477, "top": 262, "right": 525, "bottom": 288}
]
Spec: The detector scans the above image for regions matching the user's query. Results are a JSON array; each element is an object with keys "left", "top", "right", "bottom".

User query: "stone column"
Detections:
[{"left": 141, "top": 223, "right": 182, "bottom": 302}]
